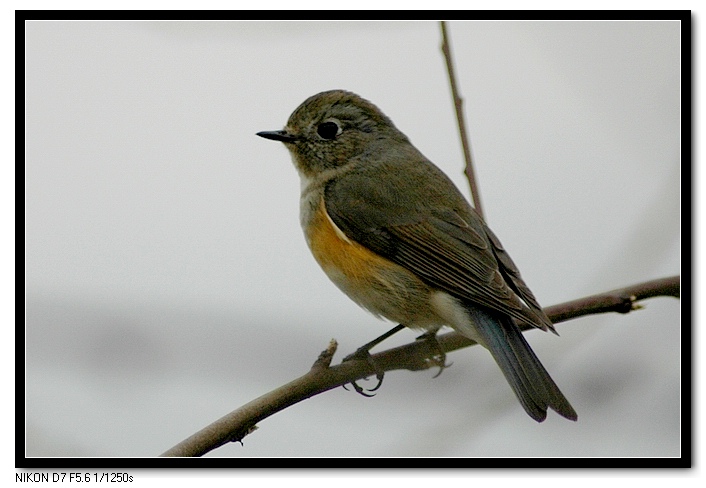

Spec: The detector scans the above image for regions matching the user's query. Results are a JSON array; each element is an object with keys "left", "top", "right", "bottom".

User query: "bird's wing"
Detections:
[{"left": 324, "top": 166, "right": 554, "bottom": 331}]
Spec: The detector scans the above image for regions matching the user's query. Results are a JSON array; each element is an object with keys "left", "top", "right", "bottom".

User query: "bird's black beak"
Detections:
[{"left": 256, "top": 130, "right": 297, "bottom": 143}]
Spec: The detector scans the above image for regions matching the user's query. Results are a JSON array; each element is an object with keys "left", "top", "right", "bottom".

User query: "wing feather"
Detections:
[{"left": 324, "top": 165, "right": 553, "bottom": 331}]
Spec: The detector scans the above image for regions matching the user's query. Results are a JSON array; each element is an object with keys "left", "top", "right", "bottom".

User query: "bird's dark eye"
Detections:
[{"left": 317, "top": 121, "right": 341, "bottom": 140}]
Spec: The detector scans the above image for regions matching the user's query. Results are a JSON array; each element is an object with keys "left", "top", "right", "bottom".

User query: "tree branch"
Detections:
[
  {"left": 440, "top": 21, "right": 483, "bottom": 219},
  {"left": 160, "top": 275, "right": 679, "bottom": 457}
]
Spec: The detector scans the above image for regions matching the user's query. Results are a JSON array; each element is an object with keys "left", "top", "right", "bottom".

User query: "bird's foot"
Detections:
[
  {"left": 415, "top": 331, "right": 453, "bottom": 378},
  {"left": 342, "top": 324, "right": 405, "bottom": 397}
]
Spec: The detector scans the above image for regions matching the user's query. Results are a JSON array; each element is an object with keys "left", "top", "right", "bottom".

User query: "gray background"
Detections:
[{"left": 25, "top": 21, "right": 681, "bottom": 457}]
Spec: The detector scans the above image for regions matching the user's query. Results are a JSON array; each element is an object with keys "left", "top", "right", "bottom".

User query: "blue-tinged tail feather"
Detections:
[{"left": 462, "top": 305, "right": 577, "bottom": 422}]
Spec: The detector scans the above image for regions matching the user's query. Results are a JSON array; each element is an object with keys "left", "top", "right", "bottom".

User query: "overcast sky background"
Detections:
[{"left": 25, "top": 20, "right": 681, "bottom": 458}]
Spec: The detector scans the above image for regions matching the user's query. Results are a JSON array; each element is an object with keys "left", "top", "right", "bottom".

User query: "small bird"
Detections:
[{"left": 257, "top": 90, "right": 577, "bottom": 422}]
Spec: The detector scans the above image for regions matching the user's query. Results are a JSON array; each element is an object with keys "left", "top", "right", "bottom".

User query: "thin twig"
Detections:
[
  {"left": 160, "top": 275, "right": 679, "bottom": 457},
  {"left": 440, "top": 21, "right": 483, "bottom": 219}
]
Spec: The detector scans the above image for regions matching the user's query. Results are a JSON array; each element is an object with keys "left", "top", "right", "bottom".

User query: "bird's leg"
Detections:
[
  {"left": 342, "top": 324, "right": 406, "bottom": 396},
  {"left": 415, "top": 331, "right": 453, "bottom": 378}
]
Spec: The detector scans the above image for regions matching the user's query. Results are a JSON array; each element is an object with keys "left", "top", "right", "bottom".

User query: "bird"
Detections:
[{"left": 257, "top": 90, "right": 577, "bottom": 422}]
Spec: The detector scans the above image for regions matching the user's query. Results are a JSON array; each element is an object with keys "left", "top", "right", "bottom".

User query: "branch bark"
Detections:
[
  {"left": 160, "top": 275, "right": 679, "bottom": 457},
  {"left": 440, "top": 21, "right": 483, "bottom": 219}
]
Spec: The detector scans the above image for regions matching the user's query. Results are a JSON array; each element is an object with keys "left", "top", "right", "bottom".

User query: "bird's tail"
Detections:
[{"left": 460, "top": 305, "right": 577, "bottom": 422}]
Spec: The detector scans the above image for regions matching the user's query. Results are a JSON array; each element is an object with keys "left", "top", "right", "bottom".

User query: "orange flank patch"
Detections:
[{"left": 307, "top": 199, "right": 391, "bottom": 281}]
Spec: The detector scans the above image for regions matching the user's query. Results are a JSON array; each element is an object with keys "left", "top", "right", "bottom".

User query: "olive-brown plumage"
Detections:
[{"left": 257, "top": 90, "right": 576, "bottom": 422}]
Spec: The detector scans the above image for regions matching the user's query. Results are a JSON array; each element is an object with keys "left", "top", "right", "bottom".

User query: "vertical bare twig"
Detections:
[{"left": 440, "top": 21, "right": 484, "bottom": 220}]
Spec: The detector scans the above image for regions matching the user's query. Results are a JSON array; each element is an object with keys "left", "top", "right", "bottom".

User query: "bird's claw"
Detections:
[
  {"left": 341, "top": 324, "right": 406, "bottom": 396},
  {"left": 342, "top": 346, "right": 386, "bottom": 397},
  {"left": 416, "top": 332, "right": 453, "bottom": 378}
]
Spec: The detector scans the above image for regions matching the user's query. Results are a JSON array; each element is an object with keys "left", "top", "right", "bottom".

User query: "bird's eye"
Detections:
[{"left": 317, "top": 121, "right": 341, "bottom": 140}]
